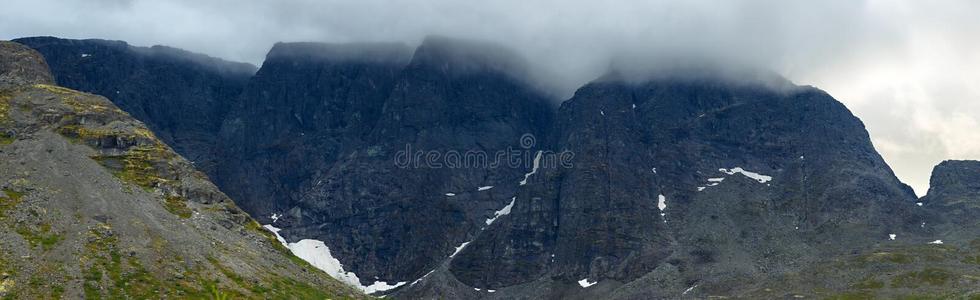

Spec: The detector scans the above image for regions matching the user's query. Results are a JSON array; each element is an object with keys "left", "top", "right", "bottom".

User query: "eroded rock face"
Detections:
[
  {"left": 215, "top": 41, "right": 411, "bottom": 217},
  {"left": 443, "top": 75, "right": 925, "bottom": 297},
  {"left": 922, "top": 160, "right": 980, "bottom": 208},
  {"left": 919, "top": 160, "right": 980, "bottom": 241},
  {"left": 0, "top": 41, "right": 54, "bottom": 89},
  {"left": 13, "top": 36, "right": 255, "bottom": 174},
  {"left": 278, "top": 36, "right": 555, "bottom": 283}
]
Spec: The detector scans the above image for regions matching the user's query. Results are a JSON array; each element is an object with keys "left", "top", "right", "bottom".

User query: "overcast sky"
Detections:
[{"left": 2, "top": 0, "right": 978, "bottom": 195}]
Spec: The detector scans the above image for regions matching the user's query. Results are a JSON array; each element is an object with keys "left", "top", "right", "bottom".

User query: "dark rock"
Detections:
[
  {"left": 921, "top": 160, "right": 980, "bottom": 208},
  {"left": 445, "top": 73, "right": 924, "bottom": 297},
  {"left": 280, "top": 36, "right": 554, "bottom": 283},
  {"left": 216, "top": 41, "right": 411, "bottom": 216},
  {"left": 0, "top": 41, "right": 54, "bottom": 89},
  {"left": 14, "top": 36, "right": 255, "bottom": 174}
]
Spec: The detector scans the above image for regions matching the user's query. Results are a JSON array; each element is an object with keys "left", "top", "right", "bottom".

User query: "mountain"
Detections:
[
  {"left": 216, "top": 41, "right": 412, "bottom": 217},
  {"left": 13, "top": 36, "right": 256, "bottom": 175},
  {"left": 277, "top": 35, "right": 555, "bottom": 286},
  {"left": 401, "top": 72, "right": 942, "bottom": 299},
  {"left": 0, "top": 41, "right": 363, "bottom": 299},
  {"left": 17, "top": 36, "right": 980, "bottom": 299}
]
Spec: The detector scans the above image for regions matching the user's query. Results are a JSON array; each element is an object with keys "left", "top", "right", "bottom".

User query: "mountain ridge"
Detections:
[{"left": 14, "top": 36, "right": 980, "bottom": 299}]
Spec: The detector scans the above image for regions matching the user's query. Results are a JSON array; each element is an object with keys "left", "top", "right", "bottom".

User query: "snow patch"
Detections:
[
  {"left": 485, "top": 197, "right": 516, "bottom": 225},
  {"left": 578, "top": 278, "right": 597, "bottom": 288},
  {"left": 520, "top": 151, "right": 543, "bottom": 186},
  {"left": 719, "top": 167, "right": 772, "bottom": 183},
  {"left": 263, "top": 225, "right": 405, "bottom": 294},
  {"left": 889, "top": 234, "right": 896, "bottom": 240},
  {"left": 658, "top": 194, "right": 667, "bottom": 223},
  {"left": 683, "top": 284, "right": 698, "bottom": 295},
  {"left": 600, "top": 110, "right": 605, "bottom": 116},
  {"left": 445, "top": 193, "right": 456, "bottom": 197},
  {"left": 928, "top": 240, "right": 944, "bottom": 245},
  {"left": 707, "top": 177, "right": 725, "bottom": 182},
  {"left": 81, "top": 53, "right": 91, "bottom": 58},
  {"left": 450, "top": 241, "right": 471, "bottom": 258},
  {"left": 478, "top": 186, "right": 494, "bottom": 191},
  {"left": 410, "top": 269, "right": 435, "bottom": 286},
  {"left": 697, "top": 187, "right": 706, "bottom": 192},
  {"left": 916, "top": 202, "right": 923, "bottom": 206},
  {"left": 270, "top": 213, "right": 281, "bottom": 223}
]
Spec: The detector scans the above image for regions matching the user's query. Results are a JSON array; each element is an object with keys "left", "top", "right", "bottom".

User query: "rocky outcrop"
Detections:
[
  {"left": 13, "top": 36, "right": 256, "bottom": 174},
  {"left": 0, "top": 41, "right": 54, "bottom": 89},
  {"left": 0, "top": 41, "right": 363, "bottom": 299},
  {"left": 922, "top": 160, "right": 980, "bottom": 209}
]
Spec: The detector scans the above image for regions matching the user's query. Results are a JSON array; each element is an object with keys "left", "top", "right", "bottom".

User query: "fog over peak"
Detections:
[{"left": 3, "top": 0, "right": 979, "bottom": 195}]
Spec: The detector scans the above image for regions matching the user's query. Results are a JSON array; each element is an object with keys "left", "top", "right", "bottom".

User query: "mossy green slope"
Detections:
[{"left": 0, "top": 41, "right": 366, "bottom": 299}]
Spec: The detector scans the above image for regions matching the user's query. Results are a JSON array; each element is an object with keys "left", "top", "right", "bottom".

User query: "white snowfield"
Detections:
[
  {"left": 578, "top": 278, "right": 597, "bottom": 288},
  {"left": 719, "top": 167, "right": 773, "bottom": 183},
  {"left": 478, "top": 186, "right": 494, "bottom": 191},
  {"left": 263, "top": 225, "right": 406, "bottom": 294},
  {"left": 698, "top": 167, "right": 773, "bottom": 192},
  {"left": 657, "top": 194, "right": 667, "bottom": 223},
  {"left": 928, "top": 240, "right": 944, "bottom": 244},
  {"left": 485, "top": 197, "right": 516, "bottom": 225},
  {"left": 450, "top": 241, "right": 471, "bottom": 258},
  {"left": 520, "top": 151, "right": 543, "bottom": 186}
]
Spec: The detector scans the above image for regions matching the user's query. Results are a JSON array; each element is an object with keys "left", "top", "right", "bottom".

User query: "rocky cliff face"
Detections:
[
  {"left": 279, "top": 36, "right": 555, "bottom": 285},
  {"left": 13, "top": 37, "right": 256, "bottom": 175},
  {"left": 216, "top": 41, "right": 411, "bottom": 216},
  {"left": 0, "top": 41, "right": 363, "bottom": 299},
  {"left": 922, "top": 160, "right": 980, "bottom": 209},
  {"left": 409, "top": 74, "right": 931, "bottom": 299},
  {"left": 19, "top": 36, "right": 980, "bottom": 299}
]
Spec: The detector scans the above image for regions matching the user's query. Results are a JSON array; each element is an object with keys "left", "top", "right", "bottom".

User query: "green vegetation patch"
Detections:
[
  {"left": 15, "top": 222, "right": 63, "bottom": 251},
  {"left": 91, "top": 145, "right": 176, "bottom": 190},
  {"left": 0, "top": 91, "right": 11, "bottom": 124},
  {"left": 0, "top": 132, "right": 13, "bottom": 145},
  {"left": 164, "top": 196, "right": 193, "bottom": 219},
  {"left": 0, "top": 189, "right": 24, "bottom": 218},
  {"left": 827, "top": 290, "right": 874, "bottom": 300},
  {"left": 851, "top": 276, "right": 885, "bottom": 290},
  {"left": 891, "top": 268, "right": 954, "bottom": 288},
  {"left": 857, "top": 251, "right": 913, "bottom": 265},
  {"left": 80, "top": 225, "right": 167, "bottom": 299},
  {"left": 207, "top": 256, "right": 348, "bottom": 299}
]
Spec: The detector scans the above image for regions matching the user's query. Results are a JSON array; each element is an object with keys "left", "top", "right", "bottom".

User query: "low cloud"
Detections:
[{"left": 2, "top": 0, "right": 978, "bottom": 194}]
